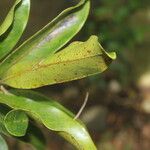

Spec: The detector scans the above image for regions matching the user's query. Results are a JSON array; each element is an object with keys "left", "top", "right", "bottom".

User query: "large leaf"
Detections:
[
  {"left": 0, "top": 135, "right": 8, "bottom": 150},
  {"left": 0, "top": 0, "right": 30, "bottom": 60},
  {"left": 0, "top": 36, "right": 116, "bottom": 89},
  {"left": 0, "top": 0, "right": 90, "bottom": 75},
  {"left": 4, "top": 110, "right": 29, "bottom": 137},
  {"left": 0, "top": 91, "right": 97, "bottom": 150}
]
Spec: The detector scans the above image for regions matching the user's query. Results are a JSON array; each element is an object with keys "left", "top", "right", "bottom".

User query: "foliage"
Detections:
[{"left": 0, "top": 0, "right": 116, "bottom": 149}]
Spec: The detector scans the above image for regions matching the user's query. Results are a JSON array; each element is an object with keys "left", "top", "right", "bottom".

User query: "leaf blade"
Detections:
[
  {"left": 0, "top": 105, "right": 46, "bottom": 150},
  {"left": 0, "top": 91, "right": 97, "bottom": 150},
  {"left": 0, "top": 0, "right": 30, "bottom": 60},
  {"left": 4, "top": 110, "right": 29, "bottom": 137},
  {"left": 1, "top": 36, "right": 116, "bottom": 89},
  {"left": 0, "top": 0, "right": 21, "bottom": 36},
  {"left": 0, "top": 0, "right": 90, "bottom": 75}
]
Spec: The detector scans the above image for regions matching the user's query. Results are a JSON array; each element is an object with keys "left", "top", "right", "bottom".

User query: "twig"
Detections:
[
  {"left": 74, "top": 92, "right": 89, "bottom": 120},
  {"left": 0, "top": 85, "right": 9, "bottom": 94}
]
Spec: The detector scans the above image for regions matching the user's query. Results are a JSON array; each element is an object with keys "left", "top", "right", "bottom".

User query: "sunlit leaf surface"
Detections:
[
  {"left": 0, "top": 0, "right": 30, "bottom": 60},
  {"left": 0, "top": 90, "right": 97, "bottom": 150},
  {"left": 0, "top": 36, "right": 116, "bottom": 89}
]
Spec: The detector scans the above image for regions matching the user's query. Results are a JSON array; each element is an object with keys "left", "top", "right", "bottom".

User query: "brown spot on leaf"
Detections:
[{"left": 87, "top": 50, "right": 91, "bottom": 53}]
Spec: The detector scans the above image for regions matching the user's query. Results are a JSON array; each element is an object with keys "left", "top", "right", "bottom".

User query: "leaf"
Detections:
[
  {"left": 0, "top": 106, "right": 46, "bottom": 150},
  {"left": 0, "top": 135, "right": 8, "bottom": 150},
  {"left": 4, "top": 110, "right": 29, "bottom": 137},
  {"left": 0, "top": 91, "right": 97, "bottom": 150},
  {"left": 0, "top": 105, "right": 46, "bottom": 150},
  {"left": 11, "top": 89, "right": 75, "bottom": 118},
  {"left": 0, "top": 0, "right": 90, "bottom": 75},
  {"left": 0, "top": 36, "right": 116, "bottom": 89},
  {"left": 0, "top": 0, "right": 21, "bottom": 36},
  {"left": 0, "top": 0, "right": 30, "bottom": 60}
]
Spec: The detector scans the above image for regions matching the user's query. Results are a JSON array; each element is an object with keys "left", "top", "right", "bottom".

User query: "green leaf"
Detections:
[
  {"left": 0, "top": 105, "right": 45, "bottom": 150},
  {"left": 0, "top": 0, "right": 90, "bottom": 75},
  {"left": 0, "top": 135, "right": 8, "bottom": 150},
  {"left": 0, "top": 0, "right": 21, "bottom": 36},
  {"left": 4, "top": 110, "right": 29, "bottom": 137},
  {"left": 0, "top": 0, "right": 30, "bottom": 60},
  {"left": 0, "top": 103, "right": 45, "bottom": 149},
  {"left": 0, "top": 91, "right": 97, "bottom": 150},
  {"left": 0, "top": 36, "right": 116, "bottom": 89},
  {"left": 11, "top": 89, "right": 74, "bottom": 118}
]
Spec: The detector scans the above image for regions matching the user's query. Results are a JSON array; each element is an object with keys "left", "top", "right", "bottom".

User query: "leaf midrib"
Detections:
[{"left": 1, "top": 52, "right": 103, "bottom": 82}]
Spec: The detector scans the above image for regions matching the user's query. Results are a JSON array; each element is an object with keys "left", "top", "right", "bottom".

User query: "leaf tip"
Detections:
[{"left": 108, "top": 52, "right": 117, "bottom": 60}]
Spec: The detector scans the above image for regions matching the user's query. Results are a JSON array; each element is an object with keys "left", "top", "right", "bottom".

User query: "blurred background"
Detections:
[{"left": 0, "top": 0, "right": 150, "bottom": 149}]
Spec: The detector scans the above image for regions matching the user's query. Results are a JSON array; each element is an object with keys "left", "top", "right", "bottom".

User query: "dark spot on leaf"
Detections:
[
  {"left": 87, "top": 50, "right": 91, "bottom": 53},
  {"left": 54, "top": 79, "right": 58, "bottom": 82}
]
